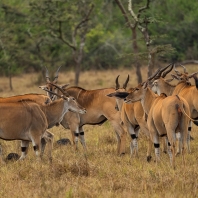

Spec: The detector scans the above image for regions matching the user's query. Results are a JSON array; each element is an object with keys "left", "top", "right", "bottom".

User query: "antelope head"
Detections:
[
  {"left": 172, "top": 64, "right": 189, "bottom": 81},
  {"left": 171, "top": 64, "right": 198, "bottom": 86},
  {"left": 151, "top": 63, "right": 174, "bottom": 94},
  {"left": 122, "top": 64, "right": 173, "bottom": 103},
  {"left": 124, "top": 83, "right": 147, "bottom": 103},
  {"left": 39, "top": 84, "right": 86, "bottom": 114},
  {"left": 40, "top": 66, "right": 63, "bottom": 101},
  {"left": 107, "top": 75, "right": 129, "bottom": 111}
]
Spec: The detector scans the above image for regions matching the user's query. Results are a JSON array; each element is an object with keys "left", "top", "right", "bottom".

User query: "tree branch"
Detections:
[
  {"left": 137, "top": 0, "right": 151, "bottom": 19},
  {"left": 114, "top": 0, "right": 134, "bottom": 29},
  {"left": 73, "top": 4, "right": 94, "bottom": 38},
  {"left": 58, "top": 21, "right": 76, "bottom": 50},
  {"left": 128, "top": 0, "right": 138, "bottom": 22}
]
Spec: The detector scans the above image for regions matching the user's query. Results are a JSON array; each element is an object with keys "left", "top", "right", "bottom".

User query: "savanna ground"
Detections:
[{"left": 0, "top": 65, "right": 198, "bottom": 198}]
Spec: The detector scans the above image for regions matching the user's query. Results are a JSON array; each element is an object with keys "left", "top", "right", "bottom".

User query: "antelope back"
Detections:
[
  {"left": 0, "top": 102, "right": 47, "bottom": 140},
  {"left": 0, "top": 94, "right": 51, "bottom": 105}
]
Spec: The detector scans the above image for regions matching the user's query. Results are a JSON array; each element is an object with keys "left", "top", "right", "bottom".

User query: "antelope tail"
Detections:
[{"left": 175, "top": 96, "right": 198, "bottom": 123}]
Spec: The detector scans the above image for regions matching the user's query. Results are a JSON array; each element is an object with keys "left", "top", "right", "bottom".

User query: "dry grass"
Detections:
[{"left": 0, "top": 65, "right": 198, "bottom": 198}]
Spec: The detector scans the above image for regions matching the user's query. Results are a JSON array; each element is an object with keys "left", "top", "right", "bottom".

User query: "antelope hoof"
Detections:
[
  {"left": 120, "top": 152, "right": 125, "bottom": 156},
  {"left": 6, "top": 153, "right": 20, "bottom": 161},
  {"left": 147, "top": 156, "right": 152, "bottom": 162},
  {"left": 57, "top": 138, "right": 71, "bottom": 146},
  {"left": 163, "top": 150, "right": 167, "bottom": 154}
]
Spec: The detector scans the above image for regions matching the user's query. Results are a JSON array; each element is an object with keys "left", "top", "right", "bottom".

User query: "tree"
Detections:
[
  {"left": 29, "top": 0, "right": 94, "bottom": 85},
  {"left": 149, "top": 0, "right": 198, "bottom": 62},
  {"left": 115, "top": 0, "right": 175, "bottom": 78},
  {"left": 114, "top": 0, "right": 142, "bottom": 83},
  {"left": 0, "top": 3, "right": 28, "bottom": 90}
]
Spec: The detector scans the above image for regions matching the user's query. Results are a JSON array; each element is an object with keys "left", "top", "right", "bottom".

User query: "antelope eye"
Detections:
[{"left": 72, "top": 97, "right": 75, "bottom": 101}]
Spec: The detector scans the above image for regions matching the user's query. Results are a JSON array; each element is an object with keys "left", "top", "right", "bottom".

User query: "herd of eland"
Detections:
[{"left": 0, "top": 63, "right": 197, "bottom": 169}]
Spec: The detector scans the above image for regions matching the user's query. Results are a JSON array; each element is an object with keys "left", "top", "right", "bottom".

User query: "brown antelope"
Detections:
[
  {"left": 40, "top": 67, "right": 127, "bottom": 155},
  {"left": 107, "top": 75, "right": 152, "bottom": 161},
  {"left": 110, "top": 77, "right": 194, "bottom": 168},
  {"left": 0, "top": 91, "right": 86, "bottom": 163},
  {"left": 151, "top": 64, "right": 198, "bottom": 154},
  {"left": 0, "top": 101, "right": 48, "bottom": 163},
  {"left": 0, "top": 93, "right": 53, "bottom": 162}
]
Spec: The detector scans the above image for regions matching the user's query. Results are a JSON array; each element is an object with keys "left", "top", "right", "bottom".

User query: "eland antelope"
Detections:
[
  {"left": 110, "top": 78, "right": 195, "bottom": 168},
  {"left": 151, "top": 64, "right": 198, "bottom": 154},
  {"left": 107, "top": 75, "right": 152, "bottom": 161},
  {"left": 0, "top": 101, "right": 48, "bottom": 163},
  {"left": 0, "top": 91, "right": 86, "bottom": 163},
  {"left": 0, "top": 93, "right": 53, "bottom": 162},
  {"left": 40, "top": 67, "right": 127, "bottom": 155}
]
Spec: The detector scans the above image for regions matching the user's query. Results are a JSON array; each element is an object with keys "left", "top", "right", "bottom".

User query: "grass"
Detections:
[{"left": 0, "top": 65, "right": 198, "bottom": 198}]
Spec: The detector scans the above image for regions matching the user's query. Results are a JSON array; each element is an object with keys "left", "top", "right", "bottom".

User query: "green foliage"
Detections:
[
  {"left": 149, "top": 0, "right": 198, "bottom": 61},
  {"left": 0, "top": 0, "right": 197, "bottom": 78}
]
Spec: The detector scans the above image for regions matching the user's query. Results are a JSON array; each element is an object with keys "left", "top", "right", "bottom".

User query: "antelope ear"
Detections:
[
  {"left": 61, "top": 84, "right": 70, "bottom": 89},
  {"left": 39, "top": 85, "right": 48, "bottom": 90},
  {"left": 143, "top": 82, "right": 148, "bottom": 89},
  {"left": 62, "top": 95, "right": 69, "bottom": 101},
  {"left": 165, "top": 78, "right": 174, "bottom": 82},
  {"left": 107, "top": 91, "right": 129, "bottom": 99},
  {"left": 107, "top": 92, "right": 116, "bottom": 97}
]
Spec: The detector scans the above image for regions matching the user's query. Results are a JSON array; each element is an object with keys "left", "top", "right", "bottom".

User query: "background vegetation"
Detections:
[{"left": 0, "top": 0, "right": 198, "bottom": 87}]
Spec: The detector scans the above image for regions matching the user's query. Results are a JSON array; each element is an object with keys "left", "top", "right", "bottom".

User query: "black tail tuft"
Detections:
[
  {"left": 192, "top": 74, "right": 198, "bottom": 89},
  {"left": 193, "top": 120, "right": 198, "bottom": 126}
]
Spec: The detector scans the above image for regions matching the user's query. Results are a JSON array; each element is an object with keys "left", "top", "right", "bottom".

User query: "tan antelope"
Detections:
[
  {"left": 110, "top": 76, "right": 194, "bottom": 168},
  {"left": 151, "top": 64, "right": 198, "bottom": 153},
  {"left": 107, "top": 64, "right": 174, "bottom": 159},
  {"left": 107, "top": 75, "right": 152, "bottom": 161},
  {"left": 0, "top": 91, "right": 86, "bottom": 163},
  {"left": 0, "top": 93, "right": 53, "bottom": 162},
  {"left": 0, "top": 101, "right": 48, "bottom": 164},
  {"left": 40, "top": 67, "right": 127, "bottom": 155}
]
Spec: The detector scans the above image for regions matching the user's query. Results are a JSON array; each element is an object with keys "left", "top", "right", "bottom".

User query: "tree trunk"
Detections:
[
  {"left": 135, "top": 62, "right": 142, "bottom": 83},
  {"left": 73, "top": 37, "right": 84, "bottom": 86},
  {"left": 9, "top": 71, "right": 13, "bottom": 91},
  {"left": 132, "top": 28, "right": 142, "bottom": 83},
  {"left": 147, "top": 52, "right": 155, "bottom": 77},
  {"left": 74, "top": 61, "right": 81, "bottom": 86}
]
